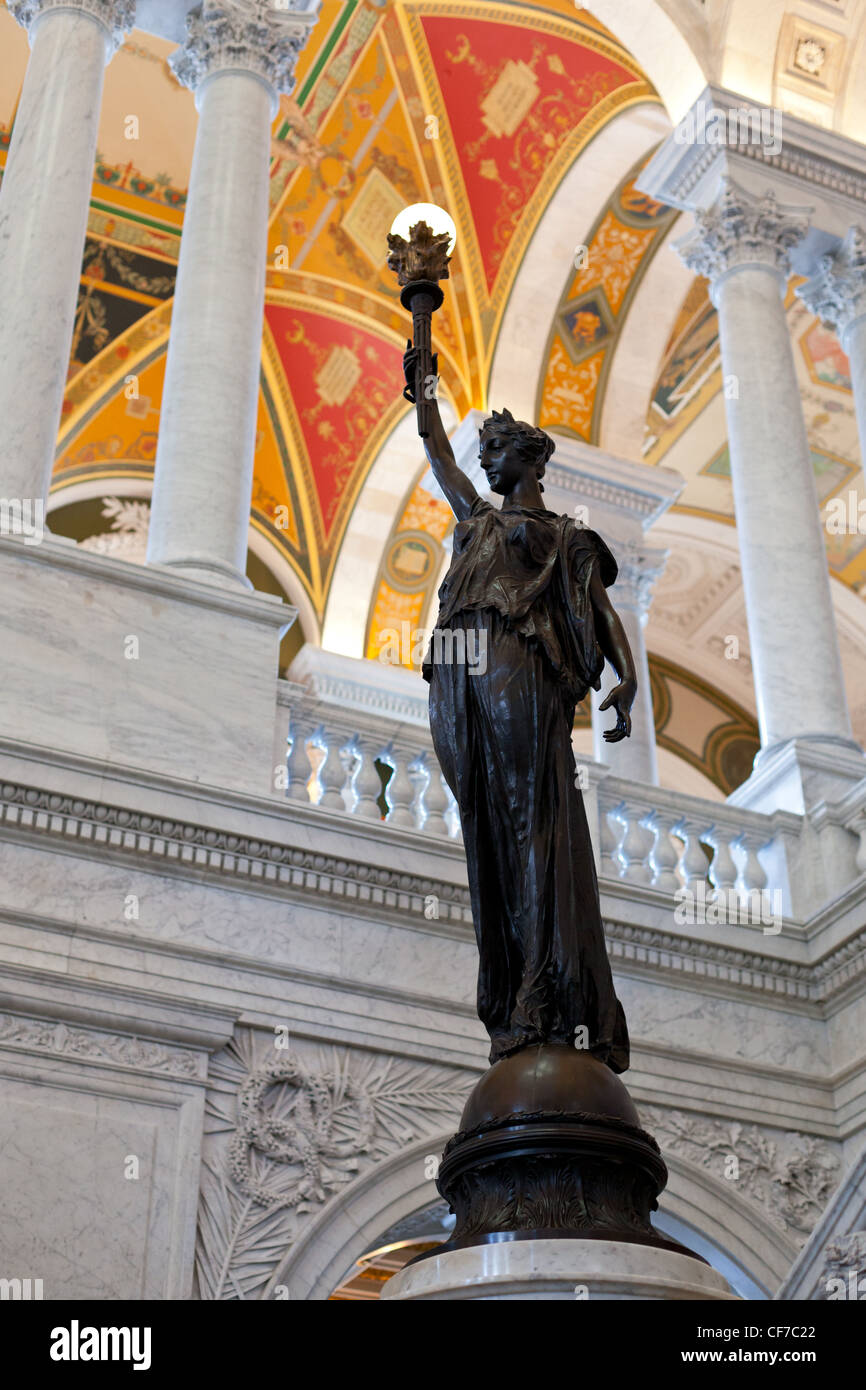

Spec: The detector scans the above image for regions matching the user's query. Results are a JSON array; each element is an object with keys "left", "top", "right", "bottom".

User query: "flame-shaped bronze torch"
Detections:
[{"left": 387, "top": 204, "right": 456, "bottom": 439}]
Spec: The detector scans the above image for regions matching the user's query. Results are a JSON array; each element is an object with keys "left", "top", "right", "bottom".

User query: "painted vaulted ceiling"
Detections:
[{"left": 0, "top": 0, "right": 652, "bottom": 621}]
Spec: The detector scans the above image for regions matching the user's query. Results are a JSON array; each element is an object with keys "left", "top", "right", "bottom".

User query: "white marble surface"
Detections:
[
  {"left": 381, "top": 1237, "right": 738, "bottom": 1300},
  {"left": 0, "top": 1051, "right": 203, "bottom": 1299},
  {"left": 0, "top": 537, "right": 862, "bottom": 1300},
  {"left": 0, "top": 5, "right": 115, "bottom": 503},
  {"left": 0, "top": 537, "right": 288, "bottom": 795},
  {"left": 146, "top": 68, "right": 273, "bottom": 589}
]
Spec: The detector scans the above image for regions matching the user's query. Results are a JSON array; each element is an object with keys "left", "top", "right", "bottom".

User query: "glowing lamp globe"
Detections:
[{"left": 389, "top": 203, "right": 457, "bottom": 255}]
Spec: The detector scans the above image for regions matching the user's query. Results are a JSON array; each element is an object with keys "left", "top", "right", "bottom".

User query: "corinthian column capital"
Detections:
[
  {"left": 610, "top": 542, "right": 667, "bottom": 623},
  {"left": 170, "top": 0, "right": 319, "bottom": 101},
  {"left": 675, "top": 180, "right": 811, "bottom": 298},
  {"left": 797, "top": 225, "right": 866, "bottom": 343},
  {"left": 9, "top": 0, "right": 135, "bottom": 51}
]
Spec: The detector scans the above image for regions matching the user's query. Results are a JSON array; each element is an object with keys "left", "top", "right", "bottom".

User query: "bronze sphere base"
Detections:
[{"left": 427, "top": 1044, "right": 700, "bottom": 1261}]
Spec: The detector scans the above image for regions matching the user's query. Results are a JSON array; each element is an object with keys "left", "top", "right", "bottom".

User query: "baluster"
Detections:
[
  {"left": 408, "top": 756, "right": 428, "bottom": 831},
  {"left": 354, "top": 737, "right": 385, "bottom": 821},
  {"left": 421, "top": 758, "right": 450, "bottom": 837},
  {"left": 338, "top": 739, "right": 359, "bottom": 814},
  {"left": 644, "top": 811, "right": 680, "bottom": 893},
  {"left": 598, "top": 801, "right": 622, "bottom": 877},
  {"left": 385, "top": 747, "right": 417, "bottom": 828},
  {"left": 672, "top": 817, "right": 711, "bottom": 886},
  {"left": 442, "top": 778, "right": 462, "bottom": 841},
  {"left": 616, "top": 803, "right": 653, "bottom": 885},
  {"left": 732, "top": 831, "right": 768, "bottom": 896},
  {"left": 706, "top": 826, "right": 738, "bottom": 904},
  {"left": 846, "top": 808, "right": 866, "bottom": 876},
  {"left": 286, "top": 720, "right": 312, "bottom": 803},
  {"left": 312, "top": 726, "right": 345, "bottom": 811}
]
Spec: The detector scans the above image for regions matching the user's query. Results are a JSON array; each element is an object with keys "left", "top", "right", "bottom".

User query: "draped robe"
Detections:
[{"left": 424, "top": 498, "right": 630, "bottom": 1072}]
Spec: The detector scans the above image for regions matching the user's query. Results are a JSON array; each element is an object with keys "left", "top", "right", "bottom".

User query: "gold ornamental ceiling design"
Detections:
[
  {"left": 535, "top": 153, "right": 677, "bottom": 443},
  {"left": 0, "top": 0, "right": 657, "bottom": 624}
]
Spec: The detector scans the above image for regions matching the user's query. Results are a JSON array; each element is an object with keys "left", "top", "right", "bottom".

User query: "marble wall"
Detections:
[{"left": 0, "top": 540, "right": 864, "bottom": 1300}]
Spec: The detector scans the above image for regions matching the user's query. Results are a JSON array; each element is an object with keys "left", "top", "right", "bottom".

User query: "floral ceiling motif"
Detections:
[{"left": 537, "top": 158, "right": 677, "bottom": 443}]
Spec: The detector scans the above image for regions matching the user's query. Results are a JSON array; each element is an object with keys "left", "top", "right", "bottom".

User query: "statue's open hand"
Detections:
[
  {"left": 402, "top": 341, "right": 438, "bottom": 405},
  {"left": 599, "top": 678, "right": 636, "bottom": 743}
]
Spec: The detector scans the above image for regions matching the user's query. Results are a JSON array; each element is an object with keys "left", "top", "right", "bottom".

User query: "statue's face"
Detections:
[{"left": 478, "top": 430, "right": 529, "bottom": 495}]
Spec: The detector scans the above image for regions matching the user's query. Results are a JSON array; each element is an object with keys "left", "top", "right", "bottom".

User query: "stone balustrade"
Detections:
[
  {"left": 592, "top": 770, "right": 796, "bottom": 909},
  {"left": 276, "top": 665, "right": 460, "bottom": 840},
  {"left": 278, "top": 651, "right": 866, "bottom": 924}
]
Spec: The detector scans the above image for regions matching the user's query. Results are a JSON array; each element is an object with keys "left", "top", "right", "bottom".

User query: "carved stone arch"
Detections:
[
  {"left": 321, "top": 399, "right": 458, "bottom": 660},
  {"left": 264, "top": 1132, "right": 453, "bottom": 1302},
  {"left": 597, "top": 218, "right": 693, "bottom": 459},
  {"left": 583, "top": 1, "right": 708, "bottom": 122},
  {"left": 264, "top": 1135, "right": 800, "bottom": 1301},
  {"left": 658, "top": 1152, "right": 800, "bottom": 1298},
  {"left": 488, "top": 101, "right": 671, "bottom": 425}
]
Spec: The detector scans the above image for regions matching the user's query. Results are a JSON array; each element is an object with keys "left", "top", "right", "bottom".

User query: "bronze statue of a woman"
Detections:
[{"left": 403, "top": 349, "right": 637, "bottom": 1075}]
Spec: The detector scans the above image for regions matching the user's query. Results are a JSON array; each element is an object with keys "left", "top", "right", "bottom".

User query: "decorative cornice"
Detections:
[
  {"left": 605, "top": 920, "right": 816, "bottom": 1002},
  {"left": 3, "top": 777, "right": 866, "bottom": 1006},
  {"left": 797, "top": 225, "right": 866, "bottom": 342},
  {"left": 9, "top": 0, "right": 135, "bottom": 51},
  {"left": 639, "top": 86, "right": 866, "bottom": 222},
  {"left": 675, "top": 180, "right": 810, "bottom": 291},
  {"left": 291, "top": 672, "right": 430, "bottom": 728},
  {"left": 170, "top": 0, "right": 319, "bottom": 98},
  {"left": 0, "top": 779, "right": 474, "bottom": 927},
  {"left": 0, "top": 1010, "right": 205, "bottom": 1079},
  {"left": 544, "top": 462, "right": 672, "bottom": 523}
]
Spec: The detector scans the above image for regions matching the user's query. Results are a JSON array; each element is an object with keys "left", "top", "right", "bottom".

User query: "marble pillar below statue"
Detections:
[{"left": 382, "top": 1238, "right": 738, "bottom": 1301}]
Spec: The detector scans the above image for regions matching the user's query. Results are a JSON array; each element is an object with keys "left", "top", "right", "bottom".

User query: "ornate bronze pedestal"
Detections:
[{"left": 429, "top": 1046, "right": 698, "bottom": 1261}]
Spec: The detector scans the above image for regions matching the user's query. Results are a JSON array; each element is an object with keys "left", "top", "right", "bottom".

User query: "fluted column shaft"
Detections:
[
  {"left": 146, "top": 0, "right": 317, "bottom": 589},
  {"left": 677, "top": 182, "right": 853, "bottom": 752},
  {"left": 0, "top": 0, "right": 134, "bottom": 504}
]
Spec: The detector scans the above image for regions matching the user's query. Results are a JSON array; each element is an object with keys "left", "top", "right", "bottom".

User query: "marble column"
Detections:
[
  {"left": 146, "top": 0, "right": 317, "bottom": 589},
  {"left": 591, "top": 542, "right": 666, "bottom": 785},
  {"left": 675, "top": 181, "right": 854, "bottom": 756},
  {"left": 0, "top": 0, "right": 135, "bottom": 506},
  {"left": 798, "top": 227, "right": 866, "bottom": 473}
]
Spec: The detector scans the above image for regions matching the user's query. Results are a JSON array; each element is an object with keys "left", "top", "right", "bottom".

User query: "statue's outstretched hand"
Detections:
[
  {"left": 402, "top": 340, "right": 438, "bottom": 405},
  {"left": 599, "top": 678, "right": 636, "bottom": 743}
]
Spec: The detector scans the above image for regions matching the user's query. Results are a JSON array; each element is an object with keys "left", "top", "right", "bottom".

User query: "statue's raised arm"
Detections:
[{"left": 401, "top": 343, "right": 478, "bottom": 521}]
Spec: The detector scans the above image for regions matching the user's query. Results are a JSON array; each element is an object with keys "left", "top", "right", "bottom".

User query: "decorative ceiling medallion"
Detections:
[
  {"left": 383, "top": 530, "right": 439, "bottom": 592},
  {"left": 794, "top": 37, "right": 827, "bottom": 77},
  {"left": 776, "top": 14, "right": 846, "bottom": 103},
  {"left": 558, "top": 289, "right": 614, "bottom": 366},
  {"left": 342, "top": 167, "right": 408, "bottom": 268}
]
